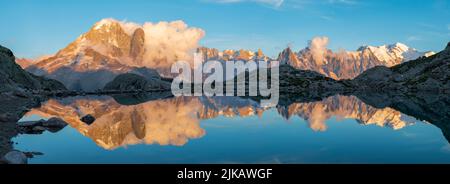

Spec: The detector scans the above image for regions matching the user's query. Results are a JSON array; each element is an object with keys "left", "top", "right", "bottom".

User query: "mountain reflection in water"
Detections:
[{"left": 20, "top": 93, "right": 450, "bottom": 151}]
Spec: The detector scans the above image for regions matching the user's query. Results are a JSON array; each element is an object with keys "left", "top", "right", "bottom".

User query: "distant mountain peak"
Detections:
[
  {"left": 358, "top": 42, "right": 409, "bottom": 52},
  {"left": 388, "top": 42, "right": 409, "bottom": 51},
  {"left": 197, "top": 47, "right": 269, "bottom": 62},
  {"left": 278, "top": 41, "right": 434, "bottom": 79},
  {"left": 277, "top": 47, "right": 299, "bottom": 65},
  {"left": 93, "top": 18, "right": 121, "bottom": 30},
  {"left": 353, "top": 42, "right": 450, "bottom": 92}
]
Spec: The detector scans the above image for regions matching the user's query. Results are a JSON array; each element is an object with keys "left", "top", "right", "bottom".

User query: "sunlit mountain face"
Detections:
[
  {"left": 23, "top": 19, "right": 205, "bottom": 91},
  {"left": 18, "top": 95, "right": 438, "bottom": 151},
  {"left": 18, "top": 18, "right": 437, "bottom": 91},
  {"left": 276, "top": 39, "right": 435, "bottom": 80}
]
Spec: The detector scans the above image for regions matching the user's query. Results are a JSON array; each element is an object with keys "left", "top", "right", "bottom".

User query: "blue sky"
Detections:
[{"left": 1, "top": 0, "right": 449, "bottom": 58}]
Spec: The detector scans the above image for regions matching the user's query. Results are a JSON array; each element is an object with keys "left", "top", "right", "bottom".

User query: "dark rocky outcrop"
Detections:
[
  {"left": 0, "top": 121, "right": 19, "bottom": 160},
  {"left": 1, "top": 150, "right": 27, "bottom": 164},
  {"left": 103, "top": 73, "right": 171, "bottom": 92},
  {"left": 110, "top": 91, "right": 174, "bottom": 105},
  {"left": 0, "top": 45, "right": 66, "bottom": 93},
  {"left": 17, "top": 117, "right": 68, "bottom": 134},
  {"left": 80, "top": 114, "right": 96, "bottom": 125},
  {"left": 230, "top": 64, "right": 347, "bottom": 97},
  {"left": 43, "top": 117, "right": 68, "bottom": 128},
  {"left": 0, "top": 45, "right": 68, "bottom": 124},
  {"left": 277, "top": 64, "right": 347, "bottom": 93}
]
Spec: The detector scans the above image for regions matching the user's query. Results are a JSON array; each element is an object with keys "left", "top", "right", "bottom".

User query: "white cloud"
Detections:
[
  {"left": 140, "top": 21, "right": 206, "bottom": 68},
  {"left": 101, "top": 18, "right": 205, "bottom": 68},
  {"left": 308, "top": 36, "right": 329, "bottom": 65}
]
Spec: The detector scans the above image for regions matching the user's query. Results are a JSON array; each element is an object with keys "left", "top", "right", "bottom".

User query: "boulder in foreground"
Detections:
[{"left": 1, "top": 151, "right": 27, "bottom": 164}]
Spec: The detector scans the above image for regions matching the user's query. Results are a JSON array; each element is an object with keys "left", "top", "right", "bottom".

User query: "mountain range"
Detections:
[
  {"left": 18, "top": 19, "right": 436, "bottom": 91},
  {"left": 197, "top": 47, "right": 270, "bottom": 62},
  {"left": 352, "top": 42, "right": 450, "bottom": 91},
  {"left": 277, "top": 41, "right": 435, "bottom": 79}
]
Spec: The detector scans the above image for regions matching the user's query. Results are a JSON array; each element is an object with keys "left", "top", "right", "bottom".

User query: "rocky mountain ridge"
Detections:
[
  {"left": 277, "top": 42, "right": 435, "bottom": 79},
  {"left": 352, "top": 42, "right": 450, "bottom": 92},
  {"left": 0, "top": 45, "right": 66, "bottom": 93}
]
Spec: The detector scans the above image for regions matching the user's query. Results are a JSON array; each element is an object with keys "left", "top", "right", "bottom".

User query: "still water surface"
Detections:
[{"left": 13, "top": 95, "right": 450, "bottom": 163}]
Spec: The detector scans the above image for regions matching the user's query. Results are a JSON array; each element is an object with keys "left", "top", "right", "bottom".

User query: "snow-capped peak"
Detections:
[
  {"left": 358, "top": 42, "right": 409, "bottom": 53},
  {"left": 93, "top": 18, "right": 120, "bottom": 30},
  {"left": 388, "top": 42, "right": 409, "bottom": 52},
  {"left": 356, "top": 42, "right": 432, "bottom": 64},
  {"left": 279, "top": 39, "right": 435, "bottom": 80}
]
